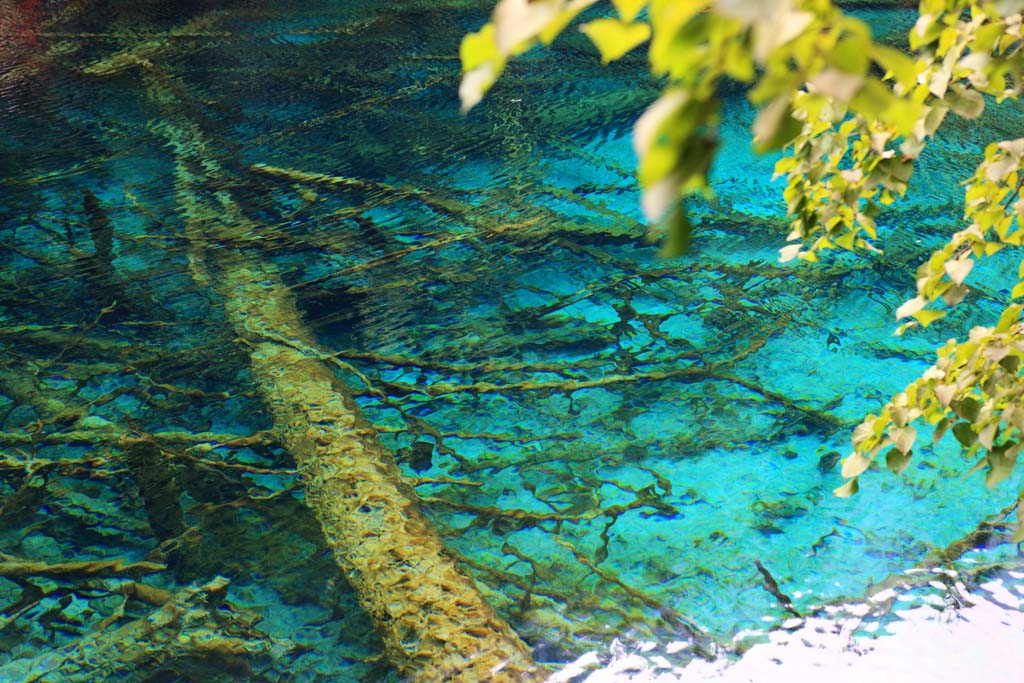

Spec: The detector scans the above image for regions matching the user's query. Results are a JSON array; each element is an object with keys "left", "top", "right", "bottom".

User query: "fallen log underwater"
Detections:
[
  {"left": 3, "top": 577, "right": 279, "bottom": 683},
  {"left": 81, "top": 39, "right": 549, "bottom": 681}
]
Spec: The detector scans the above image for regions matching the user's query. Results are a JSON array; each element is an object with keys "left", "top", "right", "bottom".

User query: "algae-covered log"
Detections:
[
  {"left": 221, "top": 263, "right": 543, "bottom": 682},
  {"left": 128, "top": 47, "right": 544, "bottom": 679},
  {"left": 1, "top": 577, "right": 276, "bottom": 683},
  {"left": 0, "top": 554, "right": 165, "bottom": 580}
]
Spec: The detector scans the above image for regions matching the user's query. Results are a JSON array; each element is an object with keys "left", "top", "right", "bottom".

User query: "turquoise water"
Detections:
[{"left": 0, "top": 1, "right": 1021, "bottom": 681}]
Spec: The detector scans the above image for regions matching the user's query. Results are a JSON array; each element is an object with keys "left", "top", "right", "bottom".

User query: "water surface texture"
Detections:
[{"left": 1, "top": 1, "right": 1023, "bottom": 681}]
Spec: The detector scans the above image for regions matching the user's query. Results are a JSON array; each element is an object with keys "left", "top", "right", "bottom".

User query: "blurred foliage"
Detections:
[{"left": 460, "top": 0, "right": 1024, "bottom": 532}]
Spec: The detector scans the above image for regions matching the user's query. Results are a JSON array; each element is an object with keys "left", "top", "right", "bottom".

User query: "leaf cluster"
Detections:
[{"left": 460, "top": 0, "right": 1024, "bottom": 533}]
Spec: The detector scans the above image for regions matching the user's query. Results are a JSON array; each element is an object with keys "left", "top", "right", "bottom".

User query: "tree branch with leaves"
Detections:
[{"left": 459, "top": 0, "right": 1024, "bottom": 537}]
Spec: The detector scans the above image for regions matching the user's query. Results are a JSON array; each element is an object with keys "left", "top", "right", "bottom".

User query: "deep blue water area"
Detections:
[{"left": 1, "top": 1, "right": 1022, "bottom": 681}]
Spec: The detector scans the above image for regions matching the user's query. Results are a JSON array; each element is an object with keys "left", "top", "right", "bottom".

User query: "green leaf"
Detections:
[
  {"left": 932, "top": 416, "right": 954, "bottom": 443},
  {"left": 985, "top": 448, "right": 1016, "bottom": 488},
  {"left": 879, "top": 156, "right": 915, "bottom": 187},
  {"left": 951, "top": 397, "right": 981, "bottom": 422},
  {"left": 872, "top": 44, "right": 918, "bottom": 87},
  {"left": 753, "top": 96, "right": 802, "bottom": 153},
  {"left": 659, "top": 204, "right": 693, "bottom": 258},
  {"left": 999, "top": 355, "right": 1021, "bottom": 373},
  {"left": 749, "top": 65, "right": 803, "bottom": 104},
  {"left": 580, "top": 18, "right": 651, "bottom": 64},
  {"left": 909, "top": 11, "right": 942, "bottom": 50},
  {"left": 1012, "top": 502, "right": 1024, "bottom": 543},
  {"left": 648, "top": 3, "right": 704, "bottom": 75},
  {"left": 850, "top": 77, "right": 894, "bottom": 118},
  {"left": 880, "top": 90, "right": 921, "bottom": 137},
  {"left": 886, "top": 448, "right": 913, "bottom": 474},
  {"left": 972, "top": 21, "right": 1005, "bottom": 54},
  {"left": 952, "top": 421, "right": 977, "bottom": 447},
  {"left": 850, "top": 78, "right": 921, "bottom": 135},
  {"left": 831, "top": 33, "right": 870, "bottom": 76}
]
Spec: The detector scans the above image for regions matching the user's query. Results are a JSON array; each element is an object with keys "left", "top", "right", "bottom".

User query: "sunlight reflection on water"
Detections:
[{"left": 552, "top": 566, "right": 1024, "bottom": 683}]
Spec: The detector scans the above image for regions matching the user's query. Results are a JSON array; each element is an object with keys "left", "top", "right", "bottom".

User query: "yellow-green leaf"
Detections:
[
  {"left": 997, "top": 304, "right": 1022, "bottom": 332},
  {"left": 850, "top": 77, "right": 894, "bottom": 117},
  {"left": 459, "top": 24, "right": 505, "bottom": 112},
  {"left": 460, "top": 23, "right": 500, "bottom": 71},
  {"left": 835, "top": 230, "right": 857, "bottom": 250},
  {"left": 459, "top": 62, "right": 502, "bottom": 113},
  {"left": 896, "top": 295, "right": 926, "bottom": 320},
  {"left": 841, "top": 451, "right": 872, "bottom": 478},
  {"left": 1013, "top": 502, "right": 1024, "bottom": 543},
  {"left": 947, "top": 84, "right": 985, "bottom": 120},
  {"left": 943, "top": 257, "right": 974, "bottom": 285},
  {"left": 834, "top": 477, "right": 860, "bottom": 497},
  {"left": 611, "top": 0, "right": 646, "bottom": 22},
  {"left": 984, "top": 241, "right": 1004, "bottom": 256},
  {"left": 753, "top": 96, "right": 803, "bottom": 153},
  {"left": 494, "top": 0, "right": 563, "bottom": 54},
  {"left": 913, "top": 309, "right": 945, "bottom": 327},
  {"left": 831, "top": 32, "right": 870, "bottom": 76},
  {"left": 889, "top": 425, "right": 917, "bottom": 454},
  {"left": 539, "top": 0, "right": 599, "bottom": 44},
  {"left": 934, "top": 383, "right": 955, "bottom": 407},
  {"left": 985, "top": 449, "right": 1016, "bottom": 488},
  {"left": 798, "top": 249, "right": 819, "bottom": 263},
  {"left": 580, "top": 18, "right": 651, "bottom": 64},
  {"left": 872, "top": 44, "right": 918, "bottom": 87}
]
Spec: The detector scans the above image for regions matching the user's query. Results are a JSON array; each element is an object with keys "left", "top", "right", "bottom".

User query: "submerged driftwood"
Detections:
[
  {"left": 115, "top": 45, "right": 545, "bottom": 681},
  {"left": 2, "top": 577, "right": 276, "bottom": 683},
  {"left": 221, "top": 263, "right": 543, "bottom": 682}
]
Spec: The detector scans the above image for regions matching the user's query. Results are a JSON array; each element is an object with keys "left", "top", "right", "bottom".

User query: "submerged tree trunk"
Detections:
[
  {"left": 115, "top": 47, "right": 545, "bottom": 681},
  {"left": 7, "top": 577, "right": 274, "bottom": 683},
  {"left": 220, "top": 264, "right": 543, "bottom": 682}
]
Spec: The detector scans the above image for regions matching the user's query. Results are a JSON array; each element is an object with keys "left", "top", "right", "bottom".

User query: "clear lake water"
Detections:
[{"left": 0, "top": 1, "right": 1022, "bottom": 681}]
